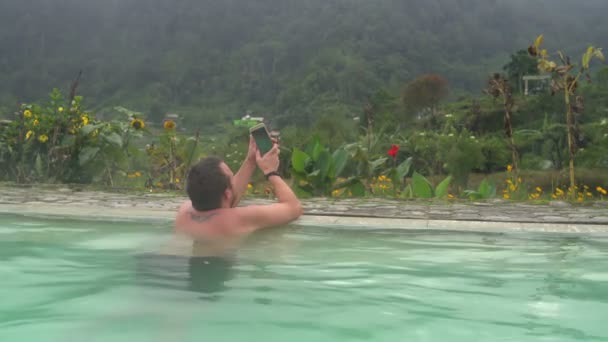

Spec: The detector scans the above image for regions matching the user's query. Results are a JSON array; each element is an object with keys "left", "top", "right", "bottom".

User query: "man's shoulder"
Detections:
[
  {"left": 176, "top": 205, "right": 246, "bottom": 234},
  {"left": 231, "top": 202, "right": 302, "bottom": 231}
]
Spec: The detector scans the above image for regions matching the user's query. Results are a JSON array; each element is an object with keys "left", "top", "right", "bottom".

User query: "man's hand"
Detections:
[{"left": 256, "top": 143, "right": 280, "bottom": 175}]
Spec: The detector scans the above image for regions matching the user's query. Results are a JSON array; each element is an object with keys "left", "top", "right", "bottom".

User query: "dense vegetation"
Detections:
[
  {"left": 1, "top": 0, "right": 607, "bottom": 128},
  {"left": 1, "top": 0, "right": 607, "bottom": 202}
]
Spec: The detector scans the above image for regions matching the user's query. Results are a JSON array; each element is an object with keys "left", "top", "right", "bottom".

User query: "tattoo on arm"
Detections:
[{"left": 189, "top": 212, "right": 218, "bottom": 223}]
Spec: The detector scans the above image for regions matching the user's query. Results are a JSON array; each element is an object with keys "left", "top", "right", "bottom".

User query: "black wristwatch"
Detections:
[{"left": 264, "top": 171, "right": 281, "bottom": 180}]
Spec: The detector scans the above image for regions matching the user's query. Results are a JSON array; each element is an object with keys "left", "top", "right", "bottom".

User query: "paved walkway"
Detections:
[{"left": 1, "top": 186, "right": 607, "bottom": 233}]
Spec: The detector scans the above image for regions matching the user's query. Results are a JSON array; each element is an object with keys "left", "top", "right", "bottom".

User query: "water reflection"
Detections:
[{"left": 135, "top": 253, "right": 235, "bottom": 296}]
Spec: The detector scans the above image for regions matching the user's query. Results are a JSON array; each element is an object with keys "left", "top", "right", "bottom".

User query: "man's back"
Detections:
[
  {"left": 175, "top": 201, "right": 250, "bottom": 257},
  {"left": 174, "top": 137, "right": 302, "bottom": 255}
]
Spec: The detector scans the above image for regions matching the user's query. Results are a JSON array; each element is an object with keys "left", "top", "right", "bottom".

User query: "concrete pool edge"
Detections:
[{"left": 1, "top": 203, "right": 607, "bottom": 234}]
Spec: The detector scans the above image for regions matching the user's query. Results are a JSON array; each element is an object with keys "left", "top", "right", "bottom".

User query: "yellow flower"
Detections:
[
  {"left": 23, "top": 110, "right": 32, "bottom": 118},
  {"left": 509, "top": 184, "right": 517, "bottom": 192},
  {"left": 58, "top": 107, "right": 64, "bottom": 113},
  {"left": 517, "top": 177, "right": 522, "bottom": 184},
  {"left": 25, "top": 130, "right": 33, "bottom": 140},
  {"left": 247, "top": 183, "right": 253, "bottom": 190},
  {"left": 535, "top": 187, "right": 542, "bottom": 193},
  {"left": 503, "top": 193, "right": 510, "bottom": 200},
  {"left": 175, "top": 178, "right": 180, "bottom": 183},
  {"left": 597, "top": 186, "right": 607, "bottom": 195},
  {"left": 448, "top": 194, "right": 455, "bottom": 199},
  {"left": 586, "top": 192, "right": 593, "bottom": 197},
  {"left": 577, "top": 197, "right": 584, "bottom": 203},
  {"left": 33, "top": 119, "right": 40, "bottom": 126},
  {"left": 135, "top": 171, "right": 142, "bottom": 177},
  {"left": 163, "top": 119, "right": 176, "bottom": 130},
  {"left": 506, "top": 164, "right": 513, "bottom": 172},
  {"left": 81, "top": 115, "right": 89, "bottom": 126},
  {"left": 130, "top": 118, "right": 145, "bottom": 130},
  {"left": 38, "top": 134, "right": 48, "bottom": 143}
]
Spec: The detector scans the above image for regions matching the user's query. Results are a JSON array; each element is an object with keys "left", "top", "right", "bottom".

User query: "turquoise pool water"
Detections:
[{"left": 1, "top": 214, "right": 607, "bottom": 342}]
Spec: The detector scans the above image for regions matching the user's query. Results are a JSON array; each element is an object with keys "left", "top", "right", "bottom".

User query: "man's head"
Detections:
[{"left": 186, "top": 157, "right": 236, "bottom": 211}]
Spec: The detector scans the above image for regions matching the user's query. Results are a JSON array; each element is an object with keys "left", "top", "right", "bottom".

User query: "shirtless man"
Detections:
[
  {"left": 175, "top": 136, "right": 303, "bottom": 257},
  {"left": 135, "top": 137, "right": 302, "bottom": 294}
]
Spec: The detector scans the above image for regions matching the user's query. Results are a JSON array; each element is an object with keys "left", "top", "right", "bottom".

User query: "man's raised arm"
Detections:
[
  {"left": 232, "top": 136, "right": 257, "bottom": 206},
  {"left": 236, "top": 144, "right": 302, "bottom": 231}
]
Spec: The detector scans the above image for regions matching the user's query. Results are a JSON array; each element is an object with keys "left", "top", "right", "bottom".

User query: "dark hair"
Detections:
[{"left": 186, "top": 157, "right": 230, "bottom": 211}]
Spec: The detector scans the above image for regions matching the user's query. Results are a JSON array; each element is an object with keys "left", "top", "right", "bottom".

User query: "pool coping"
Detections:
[{"left": 2, "top": 203, "right": 607, "bottom": 234}]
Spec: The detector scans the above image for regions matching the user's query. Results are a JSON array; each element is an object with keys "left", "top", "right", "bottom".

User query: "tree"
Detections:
[
  {"left": 503, "top": 49, "right": 538, "bottom": 93},
  {"left": 485, "top": 73, "right": 519, "bottom": 172},
  {"left": 529, "top": 35, "right": 605, "bottom": 198},
  {"left": 401, "top": 74, "right": 449, "bottom": 116}
]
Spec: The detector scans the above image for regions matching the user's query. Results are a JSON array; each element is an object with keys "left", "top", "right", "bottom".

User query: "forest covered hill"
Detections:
[{"left": 1, "top": 0, "right": 607, "bottom": 127}]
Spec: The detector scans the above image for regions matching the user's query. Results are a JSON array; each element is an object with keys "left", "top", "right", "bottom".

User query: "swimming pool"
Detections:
[{"left": 1, "top": 214, "right": 607, "bottom": 341}]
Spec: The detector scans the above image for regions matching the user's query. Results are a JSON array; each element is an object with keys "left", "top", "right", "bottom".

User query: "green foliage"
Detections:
[
  {"left": 0, "top": 89, "right": 143, "bottom": 184},
  {"left": 597, "top": 67, "right": 608, "bottom": 88},
  {"left": 145, "top": 126, "right": 204, "bottom": 190},
  {"left": 290, "top": 137, "right": 358, "bottom": 197},
  {"left": 503, "top": 49, "right": 538, "bottom": 93},
  {"left": 386, "top": 157, "right": 413, "bottom": 196},
  {"left": 402, "top": 129, "right": 484, "bottom": 188},
  {"left": 313, "top": 113, "right": 358, "bottom": 150},
  {"left": 478, "top": 134, "right": 511, "bottom": 172},
  {"left": 443, "top": 131, "right": 486, "bottom": 189},
  {"left": 408, "top": 172, "right": 453, "bottom": 199},
  {"left": 434, "top": 176, "right": 453, "bottom": 199},
  {"left": 463, "top": 178, "right": 497, "bottom": 200},
  {"left": 3, "top": 1, "right": 608, "bottom": 129},
  {"left": 340, "top": 126, "right": 405, "bottom": 186},
  {"left": 411, "top": 172, "right": 434, "bottom": 199}
]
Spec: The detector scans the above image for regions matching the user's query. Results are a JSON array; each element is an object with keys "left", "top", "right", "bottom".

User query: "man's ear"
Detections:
[{"left": 224, "top": 188, "right": 232, "bottom": 200}]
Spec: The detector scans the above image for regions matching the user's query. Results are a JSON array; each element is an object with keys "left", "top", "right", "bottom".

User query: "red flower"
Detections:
[{"left": 387, "top": 144, "right": 400, "bottom": 159}]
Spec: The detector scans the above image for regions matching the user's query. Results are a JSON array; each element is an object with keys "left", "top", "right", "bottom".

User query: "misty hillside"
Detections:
[{"left": 1, "top": 0, "right": 607, "bottom": 125}]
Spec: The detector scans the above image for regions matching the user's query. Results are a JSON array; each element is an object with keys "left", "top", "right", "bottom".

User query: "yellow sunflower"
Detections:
[
  {"left": 130, "top": 118, "right": 145, "bottom": 130},
  {"left": 38, "top": 134, "right": 49, "bottom": 143},
  {"left": 81, "top": 115, "right": 89, "bottom": 126},
  {"left": 163, "top": 119, "right": 176, "bottom": 130},
  {"left": 33, "top": 119, "right": 40, "bottom": 126},
  {"left": 23, "top": 110, "right": 32, "bottom": 118},
  {"left": 25, "top": 130, "right": 34, "bottom": 140}
]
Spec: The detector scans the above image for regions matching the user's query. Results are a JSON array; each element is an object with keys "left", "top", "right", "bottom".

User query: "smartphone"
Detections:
[{"left": 249, "top": 123, "right": 273, "bottom": 156}]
